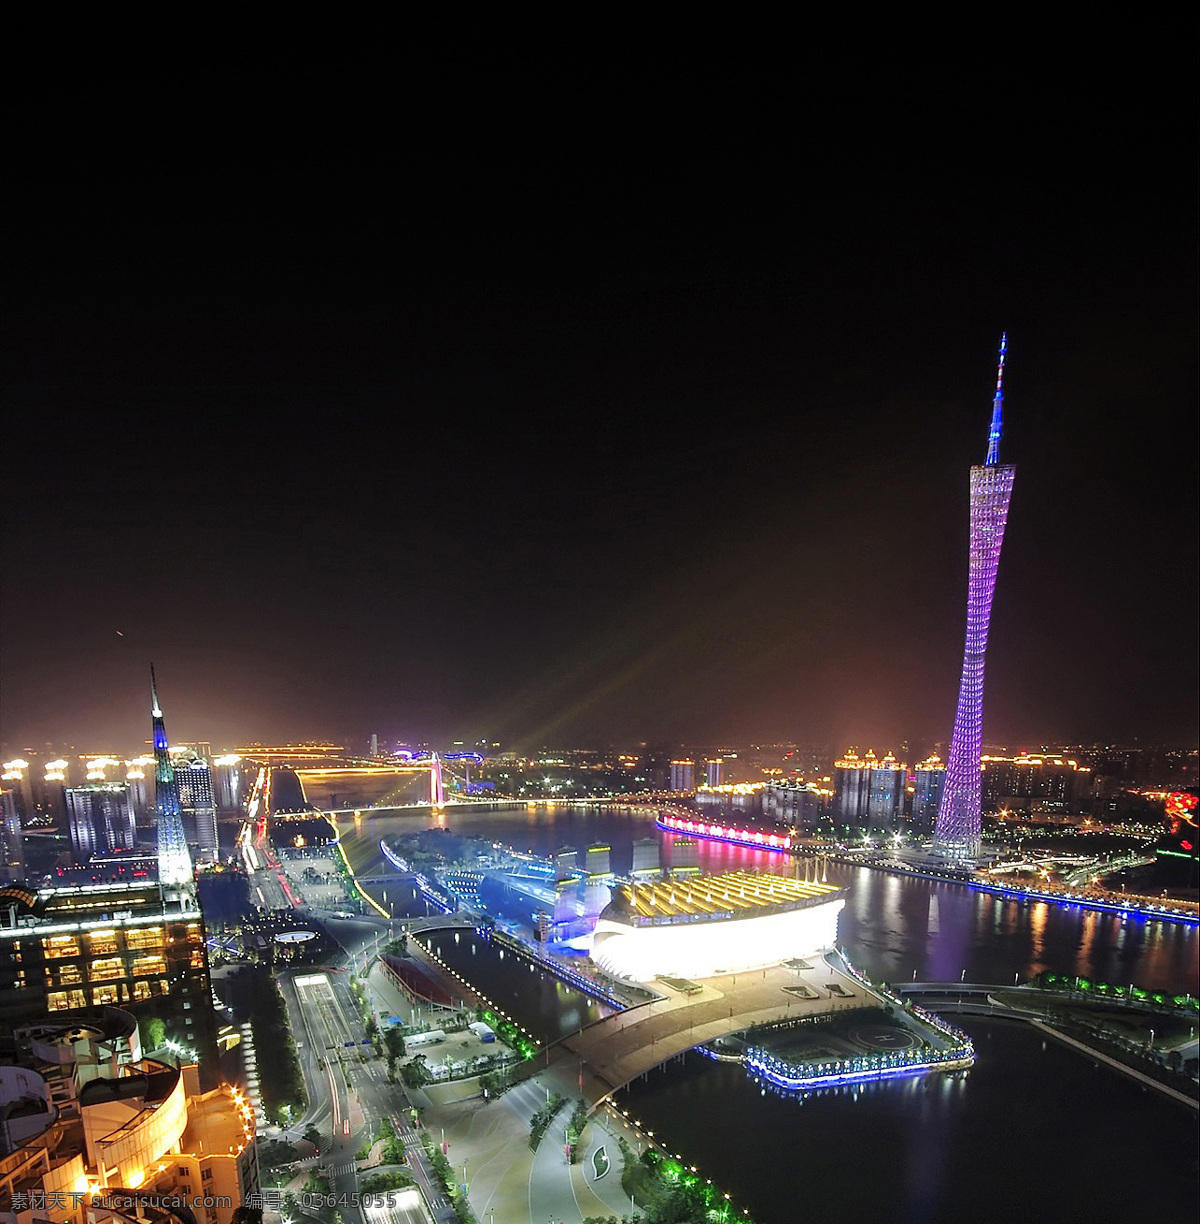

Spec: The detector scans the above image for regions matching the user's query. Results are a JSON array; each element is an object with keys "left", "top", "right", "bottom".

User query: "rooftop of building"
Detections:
[
  {"left": 180, "top": 1083, "right": 255, "bottom": 1160},
  {"left": 607, "top": 871, "right": 842, "bottom": 925}
]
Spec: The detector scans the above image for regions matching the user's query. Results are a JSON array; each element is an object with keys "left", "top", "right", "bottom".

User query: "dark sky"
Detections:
[{"left": 3, "top": 49, "right": 1196, "bottom": 757}]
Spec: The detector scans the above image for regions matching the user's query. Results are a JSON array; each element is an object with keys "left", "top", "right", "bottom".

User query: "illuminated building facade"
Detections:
[
  {"left": 833, "top": 750, "right": 874, "bottom": 823},
  {"left": 762, "top": 782, "right": 822, "bottom": 834},
  {"left": 1, "top": 761, "right": 35, "bottom": 828},
  {"left": 64, "top": 787, "right": 136, "bottom": 861},
  {"left": 912, "top": 756, "right": 946, "bottom": 834},
  {"left": 866, "top": 752, "right": 906, "bottom": 830},
  {"left": 0, "top": 1010, "right": 258, "bottom": 1224},
  {"left": 591, "top": 872, "right": 844, "bottom": 980},
  {"left": 934, "top": 337, "right": 1017, "bottom": 861},
  {"left": 0, "top": 790, "right": 24, "bottom": 884},
  {"left": 980, "top": 753, "right": 1091, "bottom": 813},
  {"left": 210, "top": 755, "right": 242, "bottom": 811},
  {"left": 0, "top": 881, "right": 220, "bottom": 1091},
  {"left": 669, "top": 760, "right": 695, "bottom": 792},
  {"left": 174, "top": 756, "right": 218, "bottom": 857},
  {"left": 705, "top": 758, "right": 724, "bottom": 786}
]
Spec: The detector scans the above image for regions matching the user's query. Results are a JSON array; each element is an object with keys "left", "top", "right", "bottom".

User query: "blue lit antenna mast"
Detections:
[
  {"left": 985, "top": 332, "right": 1006, "bottom": 466},
  {"left": 933, "top": 336, "right": 1016, "bottom": 862}
]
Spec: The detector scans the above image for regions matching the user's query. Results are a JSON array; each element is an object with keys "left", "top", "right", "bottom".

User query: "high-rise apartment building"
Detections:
[
  {"left": 669, "top": 760, "right": 695, "bottom": 792},
  {"left": 866, "top": 753, "right": 907, "bottom": 830},
  {"left": 912, "top": 756, "right": 946, "bottom": 834},
  {"left": 705, "top": 758, "right": 724, "bottom": 787},
  {"left": 0, "top": 789, "right": 25, "bottom": 884},
  {"left": 934, "top": 337, "right": 1017, "bottom": 861},
  {"left": 833, "top": 750, "right": 875, "bottom": 825},
  {"left": 980, "top": 753, "right": 1091, "bottom": 812},
  {"left": 64, "top": 786, "right": 136, "bottom": 861}
]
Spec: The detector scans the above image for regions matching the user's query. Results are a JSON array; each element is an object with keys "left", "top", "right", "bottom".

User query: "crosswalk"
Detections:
[{"left": 328, "top": 1162, "right": 354, "bottom": 1177}]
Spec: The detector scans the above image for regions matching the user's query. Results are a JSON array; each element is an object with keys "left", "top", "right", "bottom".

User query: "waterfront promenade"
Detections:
[{"left": 367, "top": 943, "right": 906, "bottom": 1221}]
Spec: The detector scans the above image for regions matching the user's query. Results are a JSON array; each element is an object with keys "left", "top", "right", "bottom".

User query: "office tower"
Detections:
[
  {"left": 151, "top": 666, "right": 193, "bottom": 886},
  {"left": 64, "top": 785, "right": 136, "bottom": 860},
  {"left": 763, "top": 781, "right": 822, "bottom": 835},
  {"left": 705, "top": 758, "right": 724, "bottom": 786},
  {"left": 669, "top": 759, "right": 695, "bottom": 792},
  {"left": 934, "top": 337, "right": 1017, "bottom": 861},
  {"left": 866, "top": 752, "right": 907, "bottom": 831},
  {"left": 0, "top": 789, "right": 25, "bottom": 883},
  {"left": 175, "top": 754, "right": 219, "bottom": 856},
  {"left": 912, "top": 755, "right": 946, "bottom": 835}
]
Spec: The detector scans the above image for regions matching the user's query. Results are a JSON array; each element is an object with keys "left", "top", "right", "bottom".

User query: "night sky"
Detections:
[{"left": 3, "top": 50, "right": 1196, "bottom": 756}]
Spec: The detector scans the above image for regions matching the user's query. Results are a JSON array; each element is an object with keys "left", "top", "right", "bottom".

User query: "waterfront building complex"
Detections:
[
  {"left": 934, "top": 336, "right": 1017, "bottom": 861},
  {"left": 833, "top": 750, "right": 907, "bottom": 828},
  {"left": 590, "top": 871, "right": 844, "bottom": 980}
]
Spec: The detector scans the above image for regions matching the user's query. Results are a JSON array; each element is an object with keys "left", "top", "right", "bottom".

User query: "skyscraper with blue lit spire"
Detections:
[
  {"left": 933, "top": 337, "right": 1016, "bottom": 861},
  {"left": 152, "top": 664, "right": 194, "bottom": 884}
]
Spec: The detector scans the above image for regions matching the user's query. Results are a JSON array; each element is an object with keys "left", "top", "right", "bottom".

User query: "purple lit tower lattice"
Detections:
[{"left": 933, "top": 336, "right": 1016, "bottom": 861}]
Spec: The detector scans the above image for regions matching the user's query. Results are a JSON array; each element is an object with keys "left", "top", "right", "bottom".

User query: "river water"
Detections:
[{"left": 336, "top": 804, "right": 1199, "bottom": 1222}]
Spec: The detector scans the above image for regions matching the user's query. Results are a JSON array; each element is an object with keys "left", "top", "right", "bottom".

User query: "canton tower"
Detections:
[
  {"left": 151, "top": 664, "right": 194, "bottom": 885},
  {"left": 933, "top": 336, "right": 1016, "bottom": 861}
]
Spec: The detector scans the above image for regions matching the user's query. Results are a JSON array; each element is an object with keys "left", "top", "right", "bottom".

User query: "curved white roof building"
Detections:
[{"left": 590, "top": 871, "right": 844, "bottom": 981}]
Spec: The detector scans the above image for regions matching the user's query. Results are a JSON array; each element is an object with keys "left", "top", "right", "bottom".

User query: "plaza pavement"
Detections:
[{"left": 364, "top": 948, "right": 879, "bottom": 1222}]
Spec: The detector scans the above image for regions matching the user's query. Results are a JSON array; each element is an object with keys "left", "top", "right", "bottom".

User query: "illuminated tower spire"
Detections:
[
  {"left": 985, "top": 332, "right": 1006, "bottom": 466},
  {"left": 933, "top": 339, "right": 1017, "bottom": 861},
  {"left": 151, "top": 664, "right": 194, "bottom": 885}
]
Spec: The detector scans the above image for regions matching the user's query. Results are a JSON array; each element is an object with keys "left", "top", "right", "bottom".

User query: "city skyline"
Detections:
[{"left": 3, "top": 61, "right": 1196, "bottom": 758}]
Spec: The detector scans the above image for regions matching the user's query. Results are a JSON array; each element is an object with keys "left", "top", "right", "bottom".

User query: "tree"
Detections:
[{"left": 141, "top": 1016, "right": 167, "bottom": 1051}]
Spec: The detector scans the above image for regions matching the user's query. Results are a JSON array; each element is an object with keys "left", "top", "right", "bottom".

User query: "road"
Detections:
[{"left": 273, "top": 910, "right": 458, "bottom": 1224}]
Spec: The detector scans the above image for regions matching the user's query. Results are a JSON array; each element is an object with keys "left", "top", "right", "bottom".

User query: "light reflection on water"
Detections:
[
  {"left": 618, "top": 1020, "right": 1199, "bottom": 1224},
  {"left": 338, "top": 805, "right": 1199, "bottom": 1223},
  {"left": 340, "top": 803, "right": 1198, "bottom": 993}
]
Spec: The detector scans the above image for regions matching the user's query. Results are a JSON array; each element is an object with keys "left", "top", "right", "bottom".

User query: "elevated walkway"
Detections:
[{"left": 562, "top": 949, "right": 879, "bottom": 1096}]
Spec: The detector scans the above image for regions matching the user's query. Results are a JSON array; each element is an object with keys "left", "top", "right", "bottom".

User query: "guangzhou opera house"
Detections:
[{"left": 590, "top": 871, "right": 845, "bottom": 981}]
